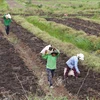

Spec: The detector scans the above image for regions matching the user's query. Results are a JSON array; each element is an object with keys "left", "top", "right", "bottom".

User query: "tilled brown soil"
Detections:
[
  {"left": 0, "top": 32, "right": 44, "bottom": 100},
  {"left": 46, "top": 18, "right": 100, "bottom": 36},
  {"left": 6, "top": 20, "right": 100, "bottom": 100}
]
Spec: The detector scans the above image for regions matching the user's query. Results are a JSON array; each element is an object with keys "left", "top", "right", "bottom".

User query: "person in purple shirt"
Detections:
[{"left": 64, "top": 53, "right": 84, "bottom": 79}]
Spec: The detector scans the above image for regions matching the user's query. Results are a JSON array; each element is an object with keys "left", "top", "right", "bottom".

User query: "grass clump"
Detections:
[
  {"left": 28, "top": 95, "right": 68, "bottom": 100},
  {"left": 0, "top": 0, "right": 9, "bottom": 11}
]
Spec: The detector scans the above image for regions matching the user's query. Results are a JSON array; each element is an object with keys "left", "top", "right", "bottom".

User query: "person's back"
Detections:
[
  {"left": 66, "top": 56, "right": 78, "bottom": 69},
  {"left": 64, "top": 53, "right": 84, "bottom": 80}
]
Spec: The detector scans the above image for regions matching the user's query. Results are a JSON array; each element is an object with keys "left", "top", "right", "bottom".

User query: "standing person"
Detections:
[
  {"left": 42, "top": 48, "right": 60, "bottom": 88},
  {"left": 64, "top": 53, "right": 84, "bottom": 79},
  {"left": 3, "top": 14, "right": 11, "bottom": 35}
]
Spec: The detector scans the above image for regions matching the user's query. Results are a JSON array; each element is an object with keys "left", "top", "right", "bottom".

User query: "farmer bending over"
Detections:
[
  {"left": 3, "top": 14, "right": 11, "bottom": 35},
  {"left": 64, "top": 53, "right": 84, "bottom": 79},
  {"left": 42, "top": 48, "right": 60, "bottom": 88}
]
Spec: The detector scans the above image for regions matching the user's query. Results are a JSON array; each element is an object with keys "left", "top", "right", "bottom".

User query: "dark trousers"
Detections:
[
  {"left": 5, "top": 25, "right": 10, "bottom": 35},
  {"left": 46, "top": 68, "right": 55, "bottom": 86},
  {"left": 65, "top": 65, "right": 78, "bottom": 78}
]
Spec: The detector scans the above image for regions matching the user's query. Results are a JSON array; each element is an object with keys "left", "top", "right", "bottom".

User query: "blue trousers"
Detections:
[{"left": 46, "top": 68, "right": 55, "bottom": 86}]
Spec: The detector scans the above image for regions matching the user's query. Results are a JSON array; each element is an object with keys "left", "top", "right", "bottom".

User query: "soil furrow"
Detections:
[
  {"left": 68, "top": 18, "right": 100, "bottom": 30},
  {"left": 46, "top": 18, "right": 100, "bottom": 36}
]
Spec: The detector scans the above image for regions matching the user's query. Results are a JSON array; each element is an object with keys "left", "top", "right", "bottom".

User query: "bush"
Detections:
[{"left": 79, "top": 4, "right": 83, "bottom": 8}]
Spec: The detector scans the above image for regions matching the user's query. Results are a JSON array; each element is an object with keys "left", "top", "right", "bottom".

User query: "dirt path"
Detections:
[
  {"left": 46, "top": 18, "right": 100, "bottom": 36},
  {"left": 6, "top": 0, "right": 23, "bottom": 9},
  {"left": 2, "top": 19, "right": 99, "bottom": 100}
]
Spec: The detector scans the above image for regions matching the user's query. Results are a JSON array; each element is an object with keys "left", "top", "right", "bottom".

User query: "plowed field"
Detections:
[
  {"left": 46, "top": 18, "right": 100, "bottom": 36},
  {"left": 0, "top": 15, "right": 100, "bottom": 99},
  {"left": 6, "top": 20, "right": 100, "bottom": 99}
]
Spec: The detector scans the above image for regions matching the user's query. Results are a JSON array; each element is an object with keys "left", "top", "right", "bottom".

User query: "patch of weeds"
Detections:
[
  {"left": 98, "top": 2, "right": 100, "bottom": 8},
  {"left": 74, "top": 37, "right": 94, "bottom": 51},
  {"left": 0, "top": 0, "right": 9, "bottom": 11},
  {"left": 78, "top": 4, "right": 83, "bottom": 8},
  {"left": 71, "top": 5, "right": 76, "bottom": 9},
  {"left": 28, "top": 94, "right": 68, "bottom": 100},
  {"left": 38, "top": 4, "right": 43, "bottom": 8}
]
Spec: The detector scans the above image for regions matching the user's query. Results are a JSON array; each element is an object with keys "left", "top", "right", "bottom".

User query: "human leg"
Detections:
[
  {"left": 6, "top": 25, "right": 10, "bottom": 35},
  {"left": 64, "top": 65, "right": 71, "bottom": 79},
  {"left": 51, "top": 69, "right": 55, "bottom": 78},
  {"left": 72, "top": 67, "right": 78, "bottom": 78},
  {"left": 46, "top": 68, "right": 53, "bottom": 86}
]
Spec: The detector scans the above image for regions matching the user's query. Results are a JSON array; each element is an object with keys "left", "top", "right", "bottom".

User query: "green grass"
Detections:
[
  {"left": 0, "top": 0, "right": 9, "bottom": 11},
  {"left": 26, "top": 16, "right": 100, "bottom": 52},
  {"left": 28, "top": 95, "right": 68, "bottom": 100},
  {"left": 15, "top": 0, "right": 100, "bottom": 15}
]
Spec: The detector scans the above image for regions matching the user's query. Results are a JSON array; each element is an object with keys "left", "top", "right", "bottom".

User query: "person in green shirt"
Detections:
[
  {"left": 3, "top": 14, "right": 12, "bottom": 35},
  {"left": 42, "top": 48, "right": 60, "bottom": 88}
]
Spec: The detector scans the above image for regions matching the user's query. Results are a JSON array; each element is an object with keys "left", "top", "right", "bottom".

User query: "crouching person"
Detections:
[
  {"left": 42, "top": 48, "right": 60, "bottom": 88},
  {"left": 64, "top": 53, "right": 84, "bottom": 80}
]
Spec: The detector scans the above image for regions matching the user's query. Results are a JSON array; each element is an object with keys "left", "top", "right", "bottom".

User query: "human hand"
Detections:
[
  {"left": 78, "top": 72, "right": 80, "bottom": 74},
  {"left": 45, "top": 50, "right": 47, "bottom": 54}
]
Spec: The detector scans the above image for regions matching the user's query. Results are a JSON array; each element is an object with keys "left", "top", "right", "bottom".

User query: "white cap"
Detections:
[
  {"left": 77, "top": 53, "right": 84, "bottom": 60},
  {"left": 6, "top": 14, "right": 11, "bottom": 19}
]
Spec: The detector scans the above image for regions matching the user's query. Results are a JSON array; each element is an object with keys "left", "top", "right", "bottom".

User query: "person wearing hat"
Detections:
[
  {"left": 64, "top": 53, "right": 84, "bottom": 79},
  {"left": 3, "top": 14, "right": 12, "bottom": 35},
  {"left": 42, "top": 48, "right": 60, "bottom": 88}
]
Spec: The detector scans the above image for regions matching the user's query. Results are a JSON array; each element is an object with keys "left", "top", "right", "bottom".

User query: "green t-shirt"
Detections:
[
  {"left": 3, "top": 15, "right": 11, "bottom": 26},
  {"left": 42, "top": 53, "right": 60, "bottom": 69}
]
